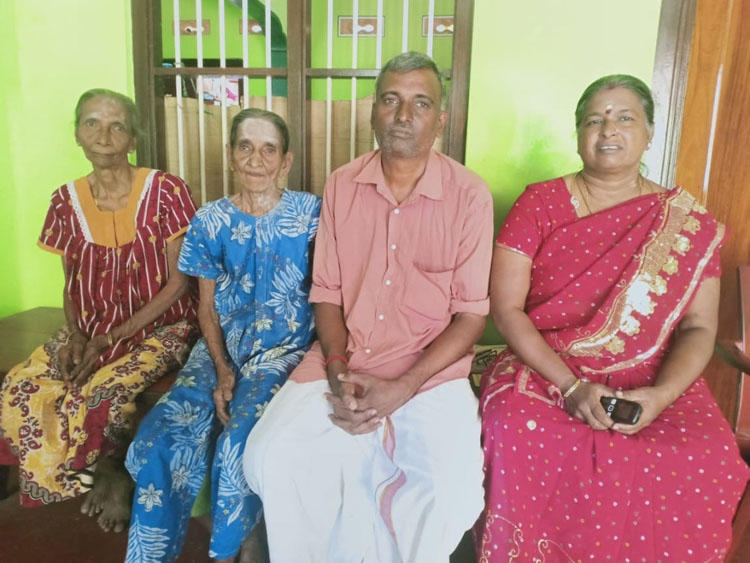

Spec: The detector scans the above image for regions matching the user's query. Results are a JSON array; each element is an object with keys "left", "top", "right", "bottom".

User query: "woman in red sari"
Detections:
[{"left": 476, "top": 75, "right": 750, "bottom": 562}]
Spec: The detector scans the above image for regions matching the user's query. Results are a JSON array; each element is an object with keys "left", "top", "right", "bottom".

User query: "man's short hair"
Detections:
[{"left": 375, "top": 51, "right": 447, "bottom": 109}]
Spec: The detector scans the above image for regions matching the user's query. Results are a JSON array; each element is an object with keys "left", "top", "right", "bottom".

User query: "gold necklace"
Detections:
[
  {"left": 575, "top": 173, "right": 594, "bottom": 216},
  {"left": 576, "top": 172, "right": 645, "bottom": 216}
]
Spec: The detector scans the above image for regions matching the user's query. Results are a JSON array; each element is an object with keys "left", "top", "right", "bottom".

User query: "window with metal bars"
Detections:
[{"left": 131, "top": 0, "right": 475, "bottom": 204}]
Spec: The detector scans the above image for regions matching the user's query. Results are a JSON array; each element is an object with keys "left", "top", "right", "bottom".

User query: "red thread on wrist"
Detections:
[{"left": 324, "top": 354, "right": 348, "bottom": 367}]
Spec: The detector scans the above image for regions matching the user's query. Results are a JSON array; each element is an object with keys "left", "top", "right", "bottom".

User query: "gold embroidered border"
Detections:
[
  {"left": 479, "top": 512, "right": 576, "bottom": 563},
  {"left": 586, "top": 222, "right": 724, "bottom": 374},
  {"left": 481, "top": 353, "right": 558, "bottom": 408},
  {"left": 564, "top": 191, "right": 714, "bottom": 373}
]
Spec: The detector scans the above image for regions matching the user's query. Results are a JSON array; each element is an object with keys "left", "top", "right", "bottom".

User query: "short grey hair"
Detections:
[
  {"left": 74, "top": 88, "right": 142, "bottom": 143},
  {"left": 375, "top": 51, "right": 447, "bottom": 109},
  {"left": 229, "top": 107, "right": 290, "bottom": 153},
  {"left": 575, "top": 74, "right": 654, "bottom": 130}
]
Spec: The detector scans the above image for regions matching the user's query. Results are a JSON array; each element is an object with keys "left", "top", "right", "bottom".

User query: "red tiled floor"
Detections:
[{"left": 0, "top": 493, "right": 211, "bottom": 562}]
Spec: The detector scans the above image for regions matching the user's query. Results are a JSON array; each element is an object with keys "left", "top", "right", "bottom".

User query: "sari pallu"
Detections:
[{"left": 477, "top": 183, "right": 750, "bottom": 562}]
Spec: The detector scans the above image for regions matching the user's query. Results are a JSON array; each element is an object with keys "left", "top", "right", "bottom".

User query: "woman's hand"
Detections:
[
  {"left": 67, "top": 334, "right": 110, "bottom": 389},
  {"left": 59, "top": 331, "right": 87, "bottom": 382},
  {"left": 610, "top": 386, "right": 672, "bottom": 435},
  {"left": 564, "top": 380, "right": 616, "bottom": 431},
  {"left": 213, "top": 363, "right": 235, "bottom": 426}
]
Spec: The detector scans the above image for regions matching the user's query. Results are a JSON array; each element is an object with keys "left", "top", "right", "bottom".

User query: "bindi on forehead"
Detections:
[{"left": 605, "top": 104, "right": 613, "bottom": 115}]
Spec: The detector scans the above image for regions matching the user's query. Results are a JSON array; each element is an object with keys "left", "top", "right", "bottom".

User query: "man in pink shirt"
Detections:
[{"left": 243, "top": 51, "right": 493, "bottom": 562}]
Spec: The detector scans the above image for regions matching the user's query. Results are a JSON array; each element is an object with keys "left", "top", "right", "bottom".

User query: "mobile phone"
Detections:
[{"left": 600, "top": 396, "right": 642, "bottom": 425}]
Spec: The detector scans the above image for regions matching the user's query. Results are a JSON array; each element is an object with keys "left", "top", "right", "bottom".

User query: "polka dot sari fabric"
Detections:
[{"left": 477, "top": 179, "right": 750, "bottom": 562}]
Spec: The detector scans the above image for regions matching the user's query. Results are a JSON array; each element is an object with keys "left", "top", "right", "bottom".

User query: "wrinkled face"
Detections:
[
  {"left": 229, "top": 117, "right": 292, "bottom": 193},
  {"left": 577, "top": 86, "right": 653, "bottom": 175},
  {"left": 75, "top": 96, "right": 136, "bottom": 167},
  {"left": 371, "top": 69, "right": 447, "bottom": 160}
]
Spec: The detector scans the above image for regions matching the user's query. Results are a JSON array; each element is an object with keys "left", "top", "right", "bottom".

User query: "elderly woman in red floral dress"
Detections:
[{"left": 0, "top": 88, "right": 198, "bottom": 533}]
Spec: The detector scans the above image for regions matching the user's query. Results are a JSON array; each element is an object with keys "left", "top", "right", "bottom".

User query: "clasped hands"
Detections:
[
  {"left": 325, "top": 370, "right": 416, "bottom": 435},
  {"left": 564, "top": 380, "right": 672, "bottom": 434},
  {"left": 59, "top": 331, "right": 112, "bottom": 390}
]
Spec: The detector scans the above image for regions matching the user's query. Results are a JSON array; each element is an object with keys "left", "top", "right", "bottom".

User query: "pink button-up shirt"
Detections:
[{"left": 291, "top": 150, "right": 493, "bottom": 390}]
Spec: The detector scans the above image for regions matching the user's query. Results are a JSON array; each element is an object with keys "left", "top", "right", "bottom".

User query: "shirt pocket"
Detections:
[{"left": 400, "top": 264, "right": 452, "bottom": 324}]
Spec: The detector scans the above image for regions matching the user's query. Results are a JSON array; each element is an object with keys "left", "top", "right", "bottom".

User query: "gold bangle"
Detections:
[
  {"left": 562, "top": 378, "right": 582, "bottom": 399},
  {"left": 106, "top": 333, "right": 114, "bottom": 347}
]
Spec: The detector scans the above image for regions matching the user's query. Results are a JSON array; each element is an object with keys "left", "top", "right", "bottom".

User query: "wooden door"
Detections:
[{"left": 675, "top": 0, "right": 750, "bottom": 436}]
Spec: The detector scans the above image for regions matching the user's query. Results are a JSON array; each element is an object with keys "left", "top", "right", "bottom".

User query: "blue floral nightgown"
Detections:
[{"left": 125, "top": 190, "right": 321, "bottom": 561}]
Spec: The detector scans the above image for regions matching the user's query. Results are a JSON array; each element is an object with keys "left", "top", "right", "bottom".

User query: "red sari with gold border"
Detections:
[{"left": 476, "top": 178, "right": 750, "bottom": 562}]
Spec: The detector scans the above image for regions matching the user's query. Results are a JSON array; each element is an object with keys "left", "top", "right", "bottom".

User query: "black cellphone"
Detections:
[{"left": 600, "top": 396, "right": 642, "bottom": 425}]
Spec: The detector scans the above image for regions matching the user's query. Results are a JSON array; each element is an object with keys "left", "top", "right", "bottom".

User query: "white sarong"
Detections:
[{"left": 243, "top": 378, "right": 484, "bottom": 563}]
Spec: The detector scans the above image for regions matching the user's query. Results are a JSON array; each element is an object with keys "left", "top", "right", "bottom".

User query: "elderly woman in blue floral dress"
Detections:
[{"left": 125, "top": 108, "right": 320, "bottom": 562}]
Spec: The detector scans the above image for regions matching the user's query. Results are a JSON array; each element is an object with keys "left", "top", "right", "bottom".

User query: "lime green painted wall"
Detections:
[
  {"left": 0, "top": 0, "right": 134, "bottom": 317},
  {"left": 1, "top": 1, "right": 660, "bottom": 321},
  {"left": 466, "top": 0, "right": 660, "bottom": 219},
  {"left": 465, "top": 0, "right": 660, "bottom": 342}
]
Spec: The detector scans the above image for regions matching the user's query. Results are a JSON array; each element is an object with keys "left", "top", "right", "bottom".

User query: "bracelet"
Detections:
[
  {"left": 562, "top": 378, "right": 582, "bottom": 399},
  {"left": 324, "top": 354, "right": 348, "bottom": 367},
  {"left": 106, "top": 333, "right": 114, "bottom": 347}
]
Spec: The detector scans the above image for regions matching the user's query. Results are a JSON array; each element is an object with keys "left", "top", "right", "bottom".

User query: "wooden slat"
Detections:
[
  {"left": 737, "top": 265, "right": 750, "bottom": 455},
  {"left": 676, "top": 0, "right": 750, "bottom": 424},
  {"left": 131, "top": 0, "right": 161, "bottom": 168},
  {"left": 154, "top": 66, "right": 288, "bottom": 77},
  {"left": 286, "top": 0, "right": 309, "bottom": 190},
  {"left": 445, "top": 0, "right": 474, "bottom": 163}
]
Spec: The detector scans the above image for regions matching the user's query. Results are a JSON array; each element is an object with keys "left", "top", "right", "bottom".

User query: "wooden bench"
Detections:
[
  {"left": 2, "top": 308, "right": 747, "bottom": 560},
  {"left": 0, "top": 307, "right": 179, "bottom": 410}
]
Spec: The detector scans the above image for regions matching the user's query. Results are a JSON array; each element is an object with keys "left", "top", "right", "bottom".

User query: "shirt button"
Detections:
[
  {"left": 378, "top": 314, "right": 385, "bottom": 320},
  {"left": 393, "top": 209, "right": 400, "bottom": 215},
  {"left": 385, "top": 279, "right": 392, "bottom": 286},
  {"left": 390, "top": 244, "right": 397, "bottom": 250},
  {"left": 365, "top": 348, "right": 371, "bottom": 354},
  {"left": 526, "top": 420, "right": 537, "bottom": 430}
]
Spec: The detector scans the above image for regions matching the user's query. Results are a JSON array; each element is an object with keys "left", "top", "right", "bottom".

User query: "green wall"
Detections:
[
  {"left": 0, "top": 0, "right": 660, "bottom": 320},
  {"left": 0, "top": 0, "right": 135, "bottom": 317},
  {"left": 466, "top": 0, "right": 660, "bottom": 220},
  {"left": 465, "top": 0, "right": 660, "bottom": 342}
]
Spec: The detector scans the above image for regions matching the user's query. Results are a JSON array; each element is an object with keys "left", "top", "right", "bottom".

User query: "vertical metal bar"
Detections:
[
  {"left": 173, "top": 0, "right": 185, "bottom": 178},
  {"left": 196, "top": 0, "right": 207, "bottom": 203},
  {"left": 401, "top": 0, "right": 409, "bottom": 52},
  {"left": 242, "top": 0, "right": 249, "bottom": 109},
  {"left": 265, "top": 0, "right": 272, "bottom": 109},
  {"left": 325, "top": 0, "right": 333, "bottom": 178},
  {"left": 350, "top": 0, "right": 359, "bottom": 161},
  {"left": 219, "top": 0, "right": 229, "bottom": 196},
  {"left": 372, "top": 0, "right": 384, "bottom": 151},
  {"left": 427, "top": 0, "right": 435, "bottom": 57},
  {"left": 375, "top": 0, "right": 383, "bottom": 68}
]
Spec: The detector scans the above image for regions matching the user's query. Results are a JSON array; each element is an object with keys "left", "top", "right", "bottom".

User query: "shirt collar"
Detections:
[{"left": 354, "top": 150, "right": 444, "bottom": 203}]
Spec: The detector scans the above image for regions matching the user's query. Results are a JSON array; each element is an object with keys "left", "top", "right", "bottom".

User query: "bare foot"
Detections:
[
  {"left": 81, "top": 456, "right": 133, "bottom": 533},
  {"left": 238, "top": 518, "right": 269, "bottom": 563}
]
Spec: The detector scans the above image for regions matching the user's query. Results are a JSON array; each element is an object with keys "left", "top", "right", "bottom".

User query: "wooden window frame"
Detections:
[{"left": 130, "top": 0, "right": 476, "bottom": 192}]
